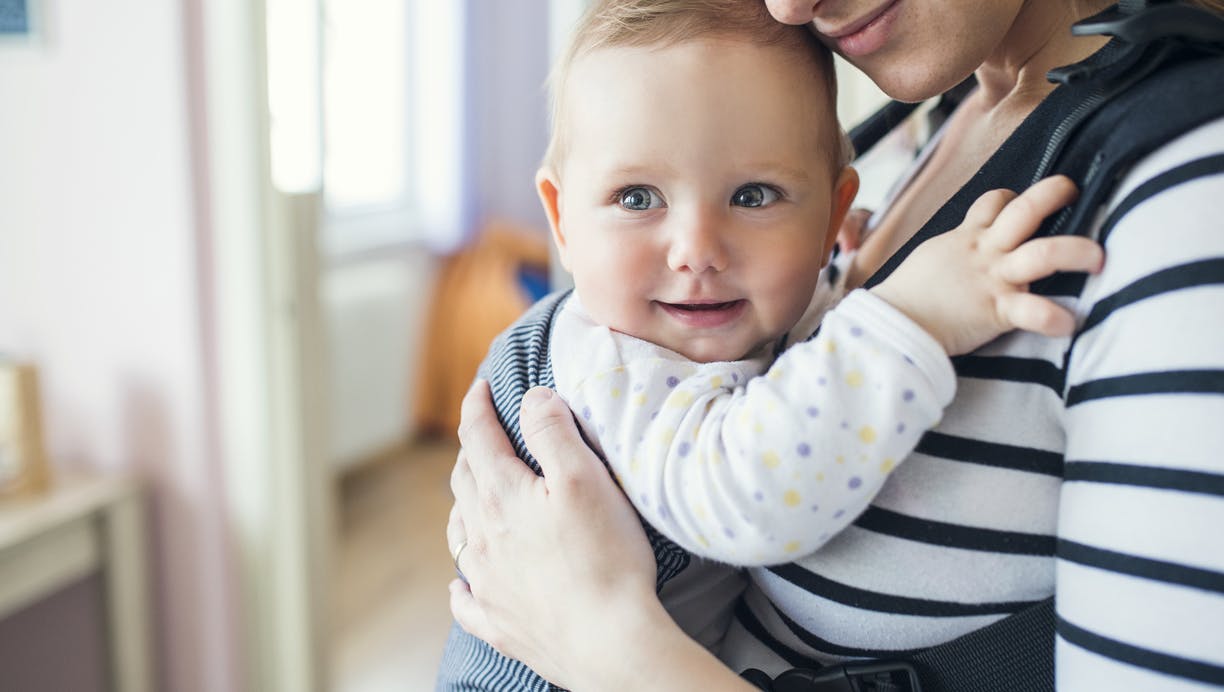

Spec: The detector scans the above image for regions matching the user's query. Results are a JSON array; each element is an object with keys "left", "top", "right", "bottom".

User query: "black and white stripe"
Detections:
[{"left": 719, "top": 118, "right": 1224, "bottom": 689}]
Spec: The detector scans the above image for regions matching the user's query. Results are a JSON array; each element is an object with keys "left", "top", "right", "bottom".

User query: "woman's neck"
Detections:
[{"left": 974, "top": 1, "right": 1112, "bottom": 110}]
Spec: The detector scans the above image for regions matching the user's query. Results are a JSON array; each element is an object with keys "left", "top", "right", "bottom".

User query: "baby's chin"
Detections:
[{"left": 668, "top": 336, "right": 776, "bottom": 364}]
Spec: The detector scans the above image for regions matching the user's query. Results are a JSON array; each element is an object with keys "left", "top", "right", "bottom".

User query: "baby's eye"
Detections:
[
  {"left": 618, "top": 186, "right": 664, "bottom": 211},
  {"left": 732, "top": 184, "right": 780, "bottom": 208}
]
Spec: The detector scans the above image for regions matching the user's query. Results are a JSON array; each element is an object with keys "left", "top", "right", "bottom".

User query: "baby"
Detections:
[{"left": 541, "top": 0, "right": 1075, "bottom": 566}]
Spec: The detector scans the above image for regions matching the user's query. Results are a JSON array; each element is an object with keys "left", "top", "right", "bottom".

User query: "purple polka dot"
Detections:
[
  {"left": 833, "top": 510, "right": 845, "bottom": 519},
  {"left": 678, "top": 442, "right": 691, "bottom": 457},
  {"left": 797, "top": 443, "right": 811, "bottom": 457},
  {"left": 818, "top": 376, "right": 828, "bottom": 386},
  {"left": 597, "top": 425, "right": 605, "bottom": 435},
  {"left": 848, "top": 476, "right": 862, "bottom": 490},
  {"left": 903, "top": 355, "right": 915, "bottom": 365},
  {"left": 640, "top": 493, "right": 649, "bottom": 505},
  {"left": 902, "top": 389, "right": 915, "bottom": 402},
  {"left": 840, "top": 421, "right": 850, "bottom": 430},
  {"left": 806, "top": 406, "right": 820, "bottom": 418},
  {"left": 650, "top": 411, "right": 659, "bottom": 420},
  {"left": 666, "top": 376, "right": 680, "bottom": 388},
  {"left": 658, "top": 504, "right": 672, "bottom": 521},
  {"left": 897, "top": 423, "right": 906, "bottom": 434},
  {"left": 732, "top": 373, "right": 740, "bottom": 383},
  {"left": 810, "top": 505, "right": 820, "bottom": 512},
  {"left": 723, "top": 527, "right": 736, "bottom": 539},
  {"left": 633, "top": 382, "right": 644, "bottom": 392},
  {"left": 582, "top": 406, "right": 592, "bottom": 420},
  {"left": 850, "top": 326, "right": 864, "bottom": 337},
  {"left": 754, "top": 491, "right": 765, "bottom": 502}
]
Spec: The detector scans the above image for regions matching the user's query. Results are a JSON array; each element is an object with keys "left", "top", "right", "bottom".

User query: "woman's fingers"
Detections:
[
  {"left": 519, "top": 386, "right": 605, "bottom": 487},
  {"left": 458, "top": 380, "right": 538, "bottom": 494},
  {"left": 997, "top": 235, "right": 1105, "bottom": 285},
  {"left": 449, "top": 578, "right": 497, "bottom": 644},
  {"left": 983, "top": 176, "right": 1079, "bottom": 251}
]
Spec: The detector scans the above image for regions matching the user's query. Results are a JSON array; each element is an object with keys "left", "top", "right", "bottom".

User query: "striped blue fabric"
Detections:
[{"left": 436, "top": 291, "right": 693, "bottom": 691}]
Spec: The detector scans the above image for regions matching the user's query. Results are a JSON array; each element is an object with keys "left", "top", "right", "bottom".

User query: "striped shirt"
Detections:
[{"left": 717, "top": 115, "right": 1224, "bottom": 691}]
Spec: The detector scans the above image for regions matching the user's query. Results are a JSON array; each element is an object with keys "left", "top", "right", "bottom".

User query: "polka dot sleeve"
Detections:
[{"left": 554, "top": 289, "right": 955, "bottom": 566}]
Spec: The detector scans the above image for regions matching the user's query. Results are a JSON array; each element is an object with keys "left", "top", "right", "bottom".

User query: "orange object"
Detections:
[{"left": 413, "top": 223, "right": 551, "bottom": 438}]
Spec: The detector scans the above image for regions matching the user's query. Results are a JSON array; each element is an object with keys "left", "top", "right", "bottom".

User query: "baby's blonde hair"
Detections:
[{"left": 542, "top": 0, "right": 853, "bottom": 172}]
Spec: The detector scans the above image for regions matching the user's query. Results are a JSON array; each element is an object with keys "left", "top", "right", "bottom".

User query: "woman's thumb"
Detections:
[{"left": 520, "top": 386, "right": 595, "bottom": 482}]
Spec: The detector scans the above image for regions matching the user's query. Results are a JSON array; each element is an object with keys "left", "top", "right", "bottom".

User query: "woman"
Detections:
[{"left": 447, "top": 1, "right": 1224, "bottom": 689}]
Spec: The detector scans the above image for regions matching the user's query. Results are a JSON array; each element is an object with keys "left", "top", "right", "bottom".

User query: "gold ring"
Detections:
[{"left": 452, "top": 539, "right": 469, "bottom": 574}]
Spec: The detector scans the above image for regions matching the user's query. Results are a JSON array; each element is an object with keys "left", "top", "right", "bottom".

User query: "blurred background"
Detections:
[{"left": 0, "top": 1, "right": 894, "bottom": 690}]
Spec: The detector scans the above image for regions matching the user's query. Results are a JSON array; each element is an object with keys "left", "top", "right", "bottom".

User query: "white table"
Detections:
[{"left": 0, "top": 474, "right": 153, "bottom": 692}]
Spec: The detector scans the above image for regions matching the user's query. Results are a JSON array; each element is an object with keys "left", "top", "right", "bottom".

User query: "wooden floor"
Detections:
[{"left": 330, "top": 437, "right": 459, "bottom": 692}]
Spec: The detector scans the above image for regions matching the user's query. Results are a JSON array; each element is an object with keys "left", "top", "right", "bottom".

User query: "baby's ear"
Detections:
[
  {"left": 535, "top": 167, "right": 571, "bottom": 270},
  {"left": 823, "top": 166, "right": 860, "bottom": 264}
]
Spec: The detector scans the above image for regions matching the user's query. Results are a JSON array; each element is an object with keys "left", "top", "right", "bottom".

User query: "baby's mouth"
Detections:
[
  {"left": 657, "top": 299, "right": 747, "bottom": 328},
  {"left": 665, "top": 300, "right": 742, "bottom": 312}
]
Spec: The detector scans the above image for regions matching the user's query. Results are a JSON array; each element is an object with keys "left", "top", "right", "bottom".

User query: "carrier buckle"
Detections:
[{"left": 770, "top": 660, "right": 922, "bottom": 692}]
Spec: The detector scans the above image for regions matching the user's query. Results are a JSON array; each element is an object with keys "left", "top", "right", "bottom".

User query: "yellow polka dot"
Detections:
[
  {"left": 835, "top": 455, "right": 845, "bottom": 465},
  {"left": 754, "top": 422, "right": 764, "bottom": 434},
  {"left": 858, "top": 426, "right": 877, "bottom": 444},
  {"left": 695, "top": 504, "right": 708, "bottom": 520},
  {"left": 698, "top": 535, "right": 709, "bottom": 548},
  {"left": 710, "top": 375, "right": 723, "bottom": 388},
  {"left": 657, "top": 429, "right": 675, "bottom": 446},
  {"left": 880, "top": 458, "right": 895, "bottom": 473},
  {"left": 610, "top": 387, "right": 621, "bottom": 398},
  {"left": 846, "top": 371, "right": 864, "bottom": 388},
  {"left": 762, "top": 451, "right": 781, "bottom": 469},
  {"left": 711, "top": 451, "right": 724, "bottom": 465},
  {"left": 816, "top": 472, "right": 825, "bottom": 482},
  {"left": 612, "top": 365, "right": 625, "bottom": 373},
  {"left": 630, "top": 457, "right": 641, "bottom": 473},
  {"left": 783, "top": 489, "right": 801, "bottom": 507},
  {"left": 633, "top": 393, "right": 647, "bottom": 407},
  {"left": 784, "top": 541, "right": 801, "bottom": 553},
  {"left": 667, "top": 391, "right": 695, "bottom": 408},
  {"left": 825, "top": 339, "right": 837, "bottom": 353},
  {"left": 767, "top": 368, "right": 784, "bottom": 381}
]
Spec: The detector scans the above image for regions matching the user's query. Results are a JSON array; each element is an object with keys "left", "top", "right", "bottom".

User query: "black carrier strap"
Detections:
[{"left": 747, "top": 3, "right": 1224, "bottom": 691}]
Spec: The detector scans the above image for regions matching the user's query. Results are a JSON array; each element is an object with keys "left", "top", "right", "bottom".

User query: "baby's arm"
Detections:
[{"left": 564, "top": 289, "right": 954, "bottom": 565}]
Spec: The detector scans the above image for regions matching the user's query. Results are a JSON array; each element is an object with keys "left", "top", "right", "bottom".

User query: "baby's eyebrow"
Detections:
[{"left": 739, "top": 163, "right": 812, "bottom": 183}]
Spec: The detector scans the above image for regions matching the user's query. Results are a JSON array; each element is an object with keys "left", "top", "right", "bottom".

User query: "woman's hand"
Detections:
[
  {"left": 447, "top": 382, "right": 663, "bottom": 687},
  {"left": 871, "top": 175, "right": 1105, "bottom": 355}
]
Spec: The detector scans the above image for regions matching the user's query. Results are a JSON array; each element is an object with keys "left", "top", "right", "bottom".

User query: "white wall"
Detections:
[
  {"left": 0, "top": 2, "right": 239, "bottom": 691},
  {"left": 324, "top": 253, "right": 436, "bottom": 468},
  {"left": 324, "top": 0, "right": 553, "bottom": 469}
]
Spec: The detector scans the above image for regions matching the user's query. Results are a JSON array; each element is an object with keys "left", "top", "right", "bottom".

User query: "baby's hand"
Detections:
[{"left": 871, "top": 176, "right": 1103, "bottom": 356}]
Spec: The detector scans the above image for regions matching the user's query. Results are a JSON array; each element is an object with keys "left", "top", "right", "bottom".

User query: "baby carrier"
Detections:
[{"left": 741, "top": 2, "right": 1224, "bottom": 691}]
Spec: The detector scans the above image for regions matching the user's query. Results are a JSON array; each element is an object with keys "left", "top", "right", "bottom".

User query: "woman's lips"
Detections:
[
  {"left": 824, "top": 0, "right": 901, "bottom": 58},
  {"left": 657, "top": 299, "right": 746, "bottom": 329}
]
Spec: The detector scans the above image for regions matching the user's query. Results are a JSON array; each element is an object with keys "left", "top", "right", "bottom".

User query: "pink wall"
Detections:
[{"left": 0, "top": 1, "right": 240, "bottom": 690}]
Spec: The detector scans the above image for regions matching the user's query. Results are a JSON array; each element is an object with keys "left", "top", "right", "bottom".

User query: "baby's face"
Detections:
[{"left": 546, "top": 38, "right": 852, "bottom": 363}]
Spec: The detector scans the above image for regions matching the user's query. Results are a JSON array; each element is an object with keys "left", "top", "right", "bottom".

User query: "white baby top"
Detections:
[{"left": 550, "top": 261, "right": 957, "bottom": 566}]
